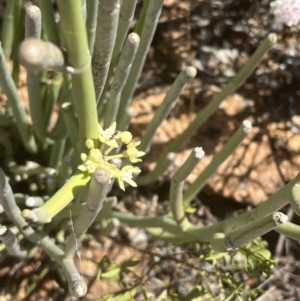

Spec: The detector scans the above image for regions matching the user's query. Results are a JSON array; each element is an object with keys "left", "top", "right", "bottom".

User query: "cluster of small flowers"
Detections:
[
  {"left": 78, "top": 122, "right": 145, "bottom": 190},
  {"left": 270, "top": 0, "right": 300, "bottom": 26}
]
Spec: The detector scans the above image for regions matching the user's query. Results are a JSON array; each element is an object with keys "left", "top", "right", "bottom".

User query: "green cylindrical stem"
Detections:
[
  {"left": 1, "top": 0, "right": 14, "bottom": 60},
  {"left": 62, "top": 102, "right": 80, "bottom": 151},
  {"left": 97, "top": 0, "right": 138, "bottom": 112},
  {"left": 12, "top": 0, "right": 23, "bottom": 83},
  {"left": 25, "top": 5, "right": 41, "bottom": 38},
  {"left": 92, "top": 0, "right": 121, "bottom": 102},
  {"left": 0, "top": 169, "right": 86, "bottom": 297},
  {"left": 170, "top": 147, "right": 205, "bottom": 228},
  {"left": 95, "top": 196, "right": 117, "bottom": 222},
  {"left": 139, "top": 67, "right": 197, "bottom": 153},
  {"left": 83, "top": 173, "right": 300, "bottom": 247},
  {"left": 98, "top": 218, "right": 119, "bottom": 236},
  {"left": 0, "top": 225, "right": 27, "bottom": 257},
  {"left": 153, "top": 33, "right": 277, "bottom": 176},
  {"left": 106, "top": 0, "right": 138, "bottom": 83},
  {"left": 117, "top": 106, "right": 135, "bottom": 131},
  {"left": 64, "top": 168, "right": 110, "bottom": 258},
  {"left": 0, "top": 168, "right": 40, "bottom": 241},
  {"left": 61, "top": 73, "right": 73, "bottom": 104},
  {"left": 118, "top": 0, "right": 164, "bottom": 116},
  {"left": 61, "top": 172, "right": 300, "bottom": 248},
  {"left": 25, "top": 7, "right": 62, "bottom": 137},
  {"left": 0, "top": 112, "right": 11, "bottom": 127},
  {"left": 43, "top": 72, "right": 63, "bottom": 130},
  {"left": 290, "top": 183, "right": 300, "bottom": 216},
  {"left": 104, "top": 32, "right": 140, "bottom": 128},
  {"left": 27, "top": 72, "right": 45, "bottom": 141},
  {"left": 86, "top": 168, "right": 110, "bottom": 211},
  {"left": 112, "top": 0, "right": 138, "bottom": 63},
  {"left": 48, "top": 73, "right": 72, "bottom": 140},
  {"left": 86, "top": 0, "right": 98, "bottom": 53},
  {"left": 25, "top": 6, "right": 45, "bottom": 142},
  {"left": 183, "top": 120, "right": 252, "bottom": 205},
  {"left": 50, "top": 196, "right": 116, "bottom": 232},
  {"left": 0, "top": 44, "right": 37, "bottom": 153},
  {"left": 81, "top": 0, "right": 87, "bottom": 21},
  {"left": 225, "top": 212, "right": 288, "bottom": 250},
  {"left": 39, "top": 235, "right": 87, "bottom": 297},
  {"left": 276, "top": 221, "right": 300, "bottom": 241},
  {"left": 48, "top": 139, "right": 66, "bottom": 169},
  {"left": 19, "top": 39, "right": 65, "bottom": 73},
  {"left": 173, "top": 148, "right": 205, "bottom": 183},
  {"left": 134, "top": 0, "right": 149, "bottom": 36},
  {"left": 38, "top": 0, "right": 60, "bottom": 45},
  {"left": 136, "top": 152, "right": 175, "bottom": 185},
  {"left": 23, "top": 171, "right": 91, "bottom": 223},
  {"left": 170, "top": 185, "right": 188, "bottom": 229},
  {"left": 0, "top": 128, "right": 13, "bottom": 162},
  {"left": 57, "top": 155, "right": 73, "bottom": 188},
  {"left": 60, "top": 257, "right": 87, "bottom": 297},
  {"left": 46, "top": 174, "right": 57, "bottom": 196},
  {"left": 187, "top": 173, "right": 300, "bottom": 240},
  {"left": 57, "top": 0, "right": 99, "bottom": 151},
  {"left": 146, "top": 228, "right": 189, "bottom": 243},
  {"left": 111, "top": 211, "right": 181, "bottom": 235}
]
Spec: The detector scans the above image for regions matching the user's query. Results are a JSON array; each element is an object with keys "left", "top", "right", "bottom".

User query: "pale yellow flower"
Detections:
[
  {"left": 99, "top": 160, "right": 119, "bottom": 175},
  {"left": 88, "top": 148, "right": 102, "bottom": 162},
  {"left": 116, "top": 165, "right": 141, "bottom": 191},
  {"left": 125, "top": 141, "right": 146, "bottom": 163},
  {"left": 78, "top": 122, "right": 144, "bottom": 191},
  {"left": 78, "top": 149, "right": 102, "bottom": 174},
  {"left": 78, "top": 159, "right": 96, "bottom": 174},
  {"left": 98, "top": 122, "right": 119, "bottom": 148}
]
